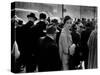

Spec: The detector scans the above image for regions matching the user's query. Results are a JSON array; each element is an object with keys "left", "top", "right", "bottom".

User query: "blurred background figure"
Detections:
[
  {"left": 11, "top": 12, "right": 23, "bottom": 73},
  {"left": 80, "top": 22, "right": 92, "bottom": 69},
  {"left": 87, "top": 24, "right": 97, "bottom": 69},
  {"left": 70, "top": 23, "right": 82, "bottom": 69},
  {"left": 24, "top": 13, "right": 37, "bottom": 28},
  {"left": 33, "top": 12, "right": 48, "bottom": 41},
  {"left": 32, "top": 12, "right": 48, "bottom": 70},
  {"left": 50, "top": 18, "right": 61, "bottom": 46},
  {"left": 18, "top": 12, "right": 37, "bottom": 73}
]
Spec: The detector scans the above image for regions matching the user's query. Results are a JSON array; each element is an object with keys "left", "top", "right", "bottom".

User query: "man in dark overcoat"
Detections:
[{"left": 37, "top": 25, "right": 62, "bottom": 72}]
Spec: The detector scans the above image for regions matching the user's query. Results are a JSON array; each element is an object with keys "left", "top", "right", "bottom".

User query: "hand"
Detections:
[{"left": 69, "top": 44, "right": 76, "bottom": 55}]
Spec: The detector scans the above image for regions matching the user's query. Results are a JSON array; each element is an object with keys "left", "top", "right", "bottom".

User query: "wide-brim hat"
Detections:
[
  {"left": 45, "top": 24, "right": 59, "bottom": 34},
  {"left": 27, "top": 13, "right": 37, "bottom": 20}
]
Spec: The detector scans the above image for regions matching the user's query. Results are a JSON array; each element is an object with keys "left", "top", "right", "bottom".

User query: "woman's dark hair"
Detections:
[{"left": 63, "top": 16, "right": 71, "bottom": 24}]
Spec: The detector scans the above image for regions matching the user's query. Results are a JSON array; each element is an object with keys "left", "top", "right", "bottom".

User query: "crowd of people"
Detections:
[{"left": 11, "top": 11, "right": 97, "bottom": 73}]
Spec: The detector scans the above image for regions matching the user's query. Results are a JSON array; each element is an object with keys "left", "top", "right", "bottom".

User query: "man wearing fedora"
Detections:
[
  {"left": 19, "top": 12, "right": 37, "bottom": 72},
  {"left": 32, "top": 13, "right": 48, "bottom": 68},
  {"left": 23, "top": 13, "right": 37, "bottom": 29},
  {"left": 32, "top": 12, "right": 48, "bottom": 48},
  {"left": 37, "top": 25, "right": 62, "bottom": 72}
]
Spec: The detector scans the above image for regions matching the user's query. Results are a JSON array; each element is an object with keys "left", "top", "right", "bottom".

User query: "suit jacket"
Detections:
[
  {"left": 80, "top": 29, "right": 92, "bottom": 60},
  {"left": 32, "top": 20, "right": 47, "bottom": 51},
  {"left": 16, "top": 21, "right": 35, "bottom": 65},
  {"left": 17, "top": 21, "right": 34, "bottom": 54},
  {"left": 71, "top": 31, "right": 81, "bottom": 66},
  {"left": 37, "top": 36, "right": 62, "bottom": 72},
  {"left": 34, "top": 20, "right": 47, "bottom": 38}
]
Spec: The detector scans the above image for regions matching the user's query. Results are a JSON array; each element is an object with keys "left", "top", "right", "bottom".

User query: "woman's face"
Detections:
[{"left": 65, "top": 19, "right": 72, "bottom": 29}]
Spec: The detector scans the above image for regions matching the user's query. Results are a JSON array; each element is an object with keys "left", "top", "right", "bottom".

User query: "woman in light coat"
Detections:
[{"left": 59, "top": 16, "right": 76, "bottom": 70}]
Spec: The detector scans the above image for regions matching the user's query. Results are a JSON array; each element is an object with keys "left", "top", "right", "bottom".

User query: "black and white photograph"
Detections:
[{"left": 11, "top": 1, "right": 97, "bottom": 73}]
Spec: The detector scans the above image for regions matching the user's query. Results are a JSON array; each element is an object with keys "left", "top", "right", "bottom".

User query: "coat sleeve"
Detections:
[{"left": 59, "top": 33, "right": 69, "bottom": 58}]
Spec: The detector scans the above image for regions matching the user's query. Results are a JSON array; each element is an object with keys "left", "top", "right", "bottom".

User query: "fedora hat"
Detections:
[
  {"left": 46, "top": 24, "right": 59, "bottom": 34},
  {"left": 27, "top": 13, "right": 37, "bottom": 20}
]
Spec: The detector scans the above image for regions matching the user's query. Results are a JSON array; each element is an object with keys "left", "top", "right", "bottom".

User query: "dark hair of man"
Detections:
[{"left": 39, "top": 13, "right": 46, "bottom": 20}]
